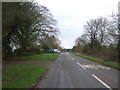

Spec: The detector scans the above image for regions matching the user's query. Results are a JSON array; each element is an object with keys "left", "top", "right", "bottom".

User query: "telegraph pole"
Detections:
[{"left": 118, "top": 1, "right": 120, "bottom": 61}]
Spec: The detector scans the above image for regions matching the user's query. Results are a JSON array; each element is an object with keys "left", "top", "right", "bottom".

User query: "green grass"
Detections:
[
  {"left": 74, "top": 53, "right": 120, "bottom": 69},
  {"left": 2, "top": 65, "right": 47, "bottom": 88},
  {"left": 13, "top": 53, "right": 59, "bottom": 61}
]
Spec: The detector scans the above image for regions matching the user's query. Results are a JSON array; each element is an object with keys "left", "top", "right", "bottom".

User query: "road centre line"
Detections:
[
  {"left": 77, "top": 62, "right": 86, "bottom": 69},
  {"left": 92, "top": 74, "right": 112, "bottom": 90}
]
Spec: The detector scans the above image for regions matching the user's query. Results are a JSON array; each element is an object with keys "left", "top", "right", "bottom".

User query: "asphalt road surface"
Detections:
[{"left": 36, "top": 52, "right": 119, "bottom": 89}]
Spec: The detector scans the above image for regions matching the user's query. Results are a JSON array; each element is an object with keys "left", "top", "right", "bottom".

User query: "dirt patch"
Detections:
[{"left": 3, "top": 60, "right": 56, "bottom": 69}]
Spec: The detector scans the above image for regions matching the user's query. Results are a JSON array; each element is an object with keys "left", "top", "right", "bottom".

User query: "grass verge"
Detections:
[
  {"left": 12, "top": 53, "right": 59, "bottom": 61},
  {"left": 74, "top": 53, "right": 120, "bottom": 70},
  {"left": 2, "top": 65, "right": 47, "bottom": 88}
]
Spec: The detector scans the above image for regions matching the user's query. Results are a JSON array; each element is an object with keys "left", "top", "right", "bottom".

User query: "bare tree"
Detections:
[
  {"left": 84, "top": 17, "right": 118, "bottom": 47},
  {"left": 84, "top": 18, "right": 100, "bottom": 47}
]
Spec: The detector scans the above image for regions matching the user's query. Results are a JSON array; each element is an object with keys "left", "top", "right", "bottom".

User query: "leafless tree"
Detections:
[{"left": 84, "top": 17, "right": 118, "bottom": 47}]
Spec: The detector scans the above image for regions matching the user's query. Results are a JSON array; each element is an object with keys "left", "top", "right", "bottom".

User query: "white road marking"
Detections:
[
  {"left": 82, "top": 64, "right": 98, "bottom": 69},
  {"left": 82, "top": 64, "right": 91, "bottom": 68},
  {"left": 80, "top": 64, "right": 110, "bottom": 70},
  {"left": 77, "top": 62, "right": 86, "bottom": 69},
  {"left": 92, "top": 74, "right": 112, "bottom": 90},
  {"left": 106, "top": 67, "right": 110, "bottom": 69},
  {"left": 91, "top": 65, "right": 98, "bottom": 69},
  {"left": 72, "top": 58, "right": 75, "bottom": 61},
  {"left": 96, "top": 65, "right": 105, "bottom": 69},
  {"left": 96, "top": 65, "right": 110, "bottom": 70}
]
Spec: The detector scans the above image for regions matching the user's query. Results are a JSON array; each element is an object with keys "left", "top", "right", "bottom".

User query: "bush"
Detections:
[
  {"left": 81, "top": 44, "right": 91, "bottom": 53},
  {"left": 14, "top": 48, "right": 41, "bottom": 56},
  {"left": 14, "top": 48, "right": 24, "bottom": 56},
  {"left": 75, "top": 44, "right": 118, "bottom": 62}
]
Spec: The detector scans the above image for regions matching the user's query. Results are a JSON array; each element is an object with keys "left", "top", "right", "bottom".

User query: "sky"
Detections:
[{"left": 35, "top": 0, "right": 119, "bottom": 49}]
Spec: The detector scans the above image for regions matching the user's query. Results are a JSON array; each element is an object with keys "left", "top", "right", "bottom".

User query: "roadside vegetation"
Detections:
[
  {"left": 12, "top": 53, "right": 59, "bottom": 61},
  {"left": 2, "top": 65, "right": 47, "bottom": 88},
  {"left": 72, "top": 15, "right": 120, "bottom": 65},
  {"left": 2, "top": 53, "right": 59, "bottom": 88},
  {"left": 2, "top": 2, "right": 61, "bottom": 88},
  {"left": 75, "top": 53, "right": 120, "bottom": 70},
  {"left": 2, "top": 2, "right": 61, "bottom": 60}
]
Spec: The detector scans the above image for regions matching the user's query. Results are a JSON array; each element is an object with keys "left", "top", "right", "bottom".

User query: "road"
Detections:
[{"left": 36, "top": 52, "right": 119, "bottom": 89}]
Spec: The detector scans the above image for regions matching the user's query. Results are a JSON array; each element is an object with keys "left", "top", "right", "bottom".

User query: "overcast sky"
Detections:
[{"left": 35, "top": 0, "right": 119, "bottom": 49}]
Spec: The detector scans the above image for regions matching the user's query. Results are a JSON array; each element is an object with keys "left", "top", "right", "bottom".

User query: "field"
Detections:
[
  {"left": 2, "top": 65, "right": 47, "bottom": 88},
  {"left": 3, "top": 53, "right": 59, "bottom": 88}
]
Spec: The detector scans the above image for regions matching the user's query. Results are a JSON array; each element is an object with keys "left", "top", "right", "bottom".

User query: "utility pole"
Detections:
[
  {"left": 118, "top": 1, "right": 120, "bottom": 60},
  {"left": 118, "top": 1, "right": 120, "bottom": 28}
]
